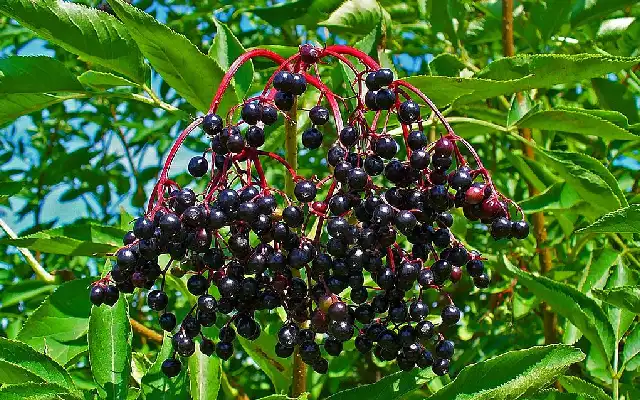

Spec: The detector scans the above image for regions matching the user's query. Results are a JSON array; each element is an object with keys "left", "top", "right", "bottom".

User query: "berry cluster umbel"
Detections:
[{"left": 90, "top": 44, "right": 528, "bottom": 379}]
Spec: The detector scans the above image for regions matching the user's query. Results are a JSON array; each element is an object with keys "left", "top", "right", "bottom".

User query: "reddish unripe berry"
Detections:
[
  {"left": 465, "top": 185, "right": 485, "bottom": 205},
  {"left": 450, "top": 266, "right": 462, "bottom": 282},
  {"left": 434, "top": 137, "right": 454, "bottom": 157},
  {"left": 481, "top": 197, "right": 502, "bottom": 219},
  {"left": 312, "top": 201, "right": 328, "bottom": 215}
]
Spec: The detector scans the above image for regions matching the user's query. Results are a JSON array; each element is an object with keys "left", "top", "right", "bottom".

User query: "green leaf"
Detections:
[
  {"left": 77, "top": 71, "right": 136, "bottom": 89},
  {"left": 17, "top": 278, "right": 93, "bottom": 366},
  {"left": 0, "top": 382, "right": 79, "bottom": 400},
  {"left": 591, "top": 78, "right": 639, "bottom": 124},
  {"left": 0, "top": 280, "right": 56, "bottom": 309},
  {"left": 249, "top": 0, "right": 342, "bottom": 28},
  {"left": 503, "top": 152, "right": 548, "bottom": 193},
  {"left": 237, "top": 322, "right": 293, "bottom": 394},
  {"left": 519, "top": 182, "right": 582, "bottom": 214},
  {"left": 0, "top": 0, "right": 147, "bottom": 83},
  {"left": 578, "top": 205, "right": 640, "bottom": 234},
  {"left": 558, "top": 376, "right": 610, "bottom": 400},
  {"left": 603, "top": 259, "right": 637, "bottom": 342},
  {"left": 430, "top": 0, "right": 461, "bottom": 43},
  {"left": 428, "top": 54, "right": 466, "bottom": 77},
  {"left": 571, "top": 0, "right": 639, "bottom": 27},
  {"left": 529, "top": 0, "right": 574, "bottom": 44},
  {"left": 0, "top": 56, "right": 84, "bottom": 94},
  {"left": 0, "top": 93, "right": 85, "bottom": 127},
  {"left": 88, "top": 297, "right": 132, "bottom": 400},
  {"left": 325, "top": 369, "right": 432, "bottom": 400},
  {"left": 592, "top": 286, "right": 640, "bottom": 314},
  {"left": 188, "top": 342, "right": 221, "bottom": 400},
  {"left": 141, "top": 333, "right": 188, "bottom": 400},
  {"left": 355, "top": 22, "right": 382, "bottom": 56},
  {"left": 319, "top": 0, "right": 384, "bottom": 35},
  {"left": 209, "top": 18, "right": 253, "bottom": 101},
  {"left": 0, "top": 181, "right": 24, "bottom": 201},
  {"left": 428, "top": 345, "right": 585, "bottom": 400},
  {"left": 405, "top": 54, "right": 640, "bottom": 106},
  {"left": 531, "top": 148, "right": 625, "bottom": 216},
  {"left": 0, "top": 222, "right": 125, "bottom": 256},
  {"left": 622, "top": 323, "right": 640, "bottom": 371},
  {"left": 500, "top": 255, "right": 615, "bottom": 363},
  {"left": 106, "top": 0, "right": 235, "bottom": 113},
  {"left": 518, "top": 108, "right": 638, "bottom": 141},
  {"left": 0, "top": 337, "right": 76, "bottom": 391},
  {"left": 619, "top": 383, "right": 640, "bottom": 400},
  {"left": 580, "top": 250, "right": 619, "bottom": 295},
  {"left": 507, "top": 93, "right": 535, "bottom": 127},
  {"left": 525, "top": 389, "right": 594, "bottom": 400},
  {"left": 256, "top": 395, "right": 308, "bottom": 400}
]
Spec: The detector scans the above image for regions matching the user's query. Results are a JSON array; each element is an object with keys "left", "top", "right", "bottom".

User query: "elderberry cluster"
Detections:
[{"left": 90, "top": 44, "right": 528, "bottom": 380}]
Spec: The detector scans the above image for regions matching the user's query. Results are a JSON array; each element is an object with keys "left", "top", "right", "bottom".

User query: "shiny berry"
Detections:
[{"left": 309, "top": 106, "right": 330, "bottom": 125}]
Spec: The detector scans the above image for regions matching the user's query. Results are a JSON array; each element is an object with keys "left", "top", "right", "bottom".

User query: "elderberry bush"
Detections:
[{"left": 90, "top": 44, "right": 529, "bottom": 378}]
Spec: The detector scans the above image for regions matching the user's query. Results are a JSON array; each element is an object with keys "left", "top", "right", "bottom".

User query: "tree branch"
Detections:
[
  {"left": 129, "top": 318, "right": 163, "bottom": 343},
  {"left": 502, "top": 0, "right": 557, "bottom": 344},
  {"left": 0, "top": 217, "right": 55, "bottom": 283}
]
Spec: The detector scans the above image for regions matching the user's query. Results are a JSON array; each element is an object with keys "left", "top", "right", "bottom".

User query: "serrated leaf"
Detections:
[
  {"left": 257, "top": 396, "right": 309, "bottom": 400},
  {"left": 558, "top": 376, "right": 610, "bottom": 400},
  {"left": 0, "top": 337, "right": 76, "bottom": 391},
  {"left": 405, "top": 54, "right": 640, "bottom": 106},
  {"left": 592, "top": 286, "right": 640, "bottom": 314},
  {"left": 519, "top": 182, "right": 582, "bottom": 214},
  {"left": 0, "top": 93, "right": 86, "bottom": 127},
  {"left": 525, "top": 389, "right": 593, "bottom": 400},
  {"left": 355, "top": 22, "right": 382, "bottom": 56},
  {"left": 141, "top": 333, "right": 188, "bottom": 400},
  {"left": 0, "top": 222, "right": 125, "bottom": 256},
  {"left": 578, "top": 205, "right": 640, "bottom": 234},
  {"left": 88, "top": 297, "right": 131, "bottom": 400},
  {"left": 0, "top": 280, "right": 56, "bottom": 309},
  {"left": 518, "top": 109, "right": 639, "bottom": 141},
  {"left": 106, "top": 0, "right": 235, "bottom": 113},
  {"left": 0, "top": 56, "right": 84, "bottom": 94},
  {"left": 428, "top": 345, "right": 585, "bottom": 400},
  {"left": 77, "top": 71, "right": 136, "bottom": 89},
  {"left": 17, "top": 278, "right": 93, "bottom": 366},
  {"left": 325, "top": 369, "right": 432, "bottom": 400},
  {"left": 209, "top": 18, "right": 253, "bottom": 101},
  {"left": 0, "top": 0, "right": 147, "bottom": 83},
  {"left": 188, "top": 342, "right": 221, "bottom": 400},
  {"left": 319, "top": 0, "right": 384, "bottom": 35},
  {"left": 500, "top": 255, "right": 615, "bottom": 363},
  {"left": 0, "top": 382, "right": 79, "bottom": 400}
]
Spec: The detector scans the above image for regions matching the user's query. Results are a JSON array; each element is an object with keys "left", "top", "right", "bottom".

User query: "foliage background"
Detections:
[{"left": 0, "top": 0, "right": 639, "bottom": 399}]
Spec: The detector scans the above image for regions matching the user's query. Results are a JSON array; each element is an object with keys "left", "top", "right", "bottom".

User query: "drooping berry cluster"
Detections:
[{"left": 90, "top": 44, "right": 528, "bottom": 379}]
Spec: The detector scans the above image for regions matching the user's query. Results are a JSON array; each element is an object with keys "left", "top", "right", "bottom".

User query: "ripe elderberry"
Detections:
[{"left": 91, "top": 44, "right": 529, "bottom": 380}]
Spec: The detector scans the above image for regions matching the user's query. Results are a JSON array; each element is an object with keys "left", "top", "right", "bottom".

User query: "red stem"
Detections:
[{"left": 208, "top": 49, "right": 287, "bottom": 114}]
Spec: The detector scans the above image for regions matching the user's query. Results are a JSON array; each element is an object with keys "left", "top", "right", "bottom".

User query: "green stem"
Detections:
[
  {"left": 284, "top": 99, "right": 306, "bottom": 397},
  {"left": 613, "top": 346, "right": 619, "bottom": 400},
  {"left": 0, "top": 218, "right": 55, "bottom": 283}
]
